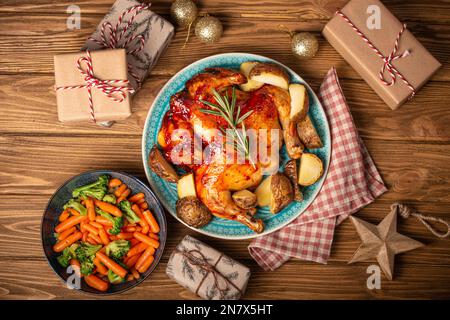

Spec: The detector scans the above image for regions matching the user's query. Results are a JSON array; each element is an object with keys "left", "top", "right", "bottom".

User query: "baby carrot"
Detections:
[
  {"left": 126, "top": 274, "right": 134, "bottom": 282},
  {"left": 135, "top": 246, "right": 155, "bottom": 273},
  {"left": 125, "top": 254, "right": 140, "bottom": 269},
  {"left": 89, "top": 221, "right": 103, "bottom": 229},
  {"left": 95, "top": 216, "right": 113, "bottom": 226},
  {"left": 93, "top": 257, "right": 108, "bottom": 276},
  {"left": 128, "top": 193, "right": 145, "bottom": 203},
  {"left": 132, "top": 204, "right": 149, "bottom": 234},
  {"left": 85, "top": 198, "right": 95, "bottom": 222},
  {"left": 148, "top": 233, "right": 159, "bottom": 241},
  {"left": 84, "top": 224, "right": 99, "bottom": 235},
  {"left": 127, "top": 242, "right": 148, "bottom": 257},
  {"left": 55, "top": 215, "right": 86, "bottom": 233},
  {"left": 82, "top": 231, "right": 88, "bottom": 243},
  {"left": 108, "top": 178, "right": 122, "bottom": 188},
  {"left": 70, "top": 259, "right": 82, "bottom": 277},
  {"left": 129, "top": 238, "right": 140, "bottom": 246},
  {"left": 142, "top": 210, "right": 160, "bottom": 233},
  {"left": 85, "top": 275, "right": 109, "bottom": 292},
  {"left": 133, "top": 232, "right": 159, "bottom": 249},
  {"left": 53, "top": 231, "right": 82, "bottom": 252},
  {"left": 131, "top": 267, "right": 141, "bottom": 279},
  {"left": 114, "top": 184, "right": 127, "bottom": 197},
  {"left": 88, "top": 233, "right": 102, "bottom": 245},
  {"left": 116, "top": 189, "right": 131, "bottom": 204},
  {"left": 59, "top": 210, "right": 70, "bottom": 222},
  {"left": 124, "top": 226, "right": 137, "bottom": 233},
  {"left": 117, "top": 232, "right": 134, "bottom": 240},
  {"left": 98, "top": 227, "right": 110, "bottom": 245},
  {"left": 67, "top": 208, "right": 80, "bottom": 216},
  {"left": 57, "top": 226, "right": 76, "bottom": 241},
  {"left": 94, "top": 200, "right": 122, "bottom": 217},
  {"left": 96, "top": 252, "right": 127, "bottom": 279},
  {"left": 136, "top": 198, "right": 146, "bottom": 204},
  {"left": 139, "top": 202, "right": 149, "bottom": 210}
]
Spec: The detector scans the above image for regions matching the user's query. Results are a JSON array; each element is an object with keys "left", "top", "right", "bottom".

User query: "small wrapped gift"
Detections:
[
  {"left": 323, "top": 0, "right": 441, "bottom": 110},
  {"left": 166, "top": 236, "right": 251, "bottom": 300},
  {"left": 54, "top": 49, "right": 132, "bottom": 123},
  {"left": 83, "top": 0, "right": 174, "bottom": 91}
]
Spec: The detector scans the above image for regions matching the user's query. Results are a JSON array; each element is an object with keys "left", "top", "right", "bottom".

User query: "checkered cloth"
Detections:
[{"left": 248, "top": 68, "right": 387, "bottom": 270}]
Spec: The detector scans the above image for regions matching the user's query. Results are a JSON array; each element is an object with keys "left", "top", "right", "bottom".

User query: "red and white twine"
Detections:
[
  {"left": 88, "top": 4, "right": 151, "bottom": 90},
  {"left": 55, "top": 50, "right": 134, "bottom": 123},
  {"left": 336, "top": 10, "right": 416, "bottom": 99}
]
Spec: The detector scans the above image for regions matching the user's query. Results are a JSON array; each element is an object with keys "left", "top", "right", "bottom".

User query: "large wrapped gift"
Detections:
[
  {"left": 54, "top": 49, "right": 132, "bottom": 123},
  {"left": 166, "top": 235, "right": 251, "bottom": 300},
  {"left": 84, "top": 0, "right": 174, "bottom": 91},
  {"left": 323, "top": 0, "right": 441, "bottom": 110}
]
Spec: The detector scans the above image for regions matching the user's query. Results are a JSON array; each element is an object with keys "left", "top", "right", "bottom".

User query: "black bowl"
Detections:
[{"left": 41, "top": 170, "right": 167, "bottom": 295}]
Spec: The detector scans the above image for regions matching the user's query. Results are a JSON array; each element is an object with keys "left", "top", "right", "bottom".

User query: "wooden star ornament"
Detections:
[{"left": 348, "top": 210, "right": 424, "bottom": 280}]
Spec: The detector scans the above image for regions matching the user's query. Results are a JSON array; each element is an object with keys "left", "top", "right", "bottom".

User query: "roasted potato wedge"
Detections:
[
  {"left": 284, "top": 160, "right": 303, "bottom": 202},
  {"left": 249, "top": 63, "right": 290, "bottom": 90},
  {"left": 149, "top": 145, "right": 179, "bottom": 183},
  {"left": 232, "top": 189, "right": 257, "bottom": 209},
  {"left": 298, "top": 153, "right": 323, "bottom": 186},
  {"left": 289, "top": 84, "right": 309, "bottom": 122},
  {"left": 176, "top": 196, "right": 212, "bottom": 228},
  {"left": 177, "top": 173, "right": 197, "bottom": 198},
  {"left": 239, "top": 61, "right": 264, "bottom": 92},
  {"left": 255, "top": 173, "right": 294, "bottom": 214},
  {"left": 297, "top": 115, "right": 323, "bottom": 149}
]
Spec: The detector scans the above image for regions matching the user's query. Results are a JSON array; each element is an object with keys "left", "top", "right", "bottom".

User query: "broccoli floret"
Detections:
[
  {"left": 105, "top": 240, "right": 130, "bottom": 260},
  {"left": 75, "top": 242, "right": 102, "bottom": 262},
  {"left": 107, "top": 269, "right": 125, "bottom": 284},
  {"left": 80, "top": 256, "right": 95, "bottom": 276},
  {"left": 118, "top": 200, "right": 141, "bottom": 224},
  {"left": 63, "top": 199, "right": 87, "bottom": 216},
  {"left": 74, "top": 242, "right": 101, "bottom": 276},
  {"left": 96, "top": 208, "right": 123, "bottom": 235},
  {"left": 72, "top": 175, "right": 109, "bottom": 200},
  {"left": 102, "top": 194, "right": 116, "bottom": 204},
  {"left": 56, "top": 243, "right": 79, "bottom": 268}
]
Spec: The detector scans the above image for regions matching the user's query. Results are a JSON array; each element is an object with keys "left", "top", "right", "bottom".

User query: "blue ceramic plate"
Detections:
[
  {"left": 41, "top": 170, "right": 167, "bottom": 295},
  {"left": 142, "top": 53, "right": 330, "bottom": 240}
]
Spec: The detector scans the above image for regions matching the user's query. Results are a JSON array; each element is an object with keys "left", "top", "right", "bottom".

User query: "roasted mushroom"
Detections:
[
  {"left": 148, "top": 145, "right": 179, "bottom": 183},
  {"left": 176, "top": 196, "right": 212, "bottom": 228},
  {"left": 232, "top": 189, "right": 257, "bottom": 209},
  {"left": 284, "top": 160, "right": 303, "bottom": 202}
]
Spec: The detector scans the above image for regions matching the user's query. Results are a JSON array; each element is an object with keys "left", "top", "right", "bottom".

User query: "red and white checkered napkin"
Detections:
[{"left": 248, "top": 68, "right": 387, "bottom": 271}]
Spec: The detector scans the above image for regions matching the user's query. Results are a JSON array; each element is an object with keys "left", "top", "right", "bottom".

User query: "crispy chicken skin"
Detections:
[{"left": 157, "top": 67, "right": 294, "bottom": 233}]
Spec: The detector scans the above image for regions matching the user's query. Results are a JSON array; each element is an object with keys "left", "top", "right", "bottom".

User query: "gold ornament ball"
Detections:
[
  {"left": 195, "top": 16, "right": 223, "bottom": 43},
  {"left": 170, "top": 0, "right": 198, "bottom": 28},
  {"left": 291, "top": 32, "right": 319, "bottom": 59}
]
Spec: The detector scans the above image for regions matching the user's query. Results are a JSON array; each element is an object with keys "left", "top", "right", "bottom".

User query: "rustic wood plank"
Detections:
[
  {"left": 0, "top": 12, "right": 448, "bottom": 81},
  {"left": 1, "top": 194, "right": 449, "bottom": 266},
  {"left": 2, "top": 74, "right": 450, "bottom": 142},
  {"left": 2, "top": 135, "right": 450, "bottom": 203},
  {"left": 1, "top": 0, "right": 450, "bottom": 25},
  {"left": 1, "top": 256, "right": 449, "bottom": 299}
]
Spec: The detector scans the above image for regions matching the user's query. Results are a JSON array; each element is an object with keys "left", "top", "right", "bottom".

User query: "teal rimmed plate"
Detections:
[{"left": 142, "top": 53, "right": 330, "bottom": 240}]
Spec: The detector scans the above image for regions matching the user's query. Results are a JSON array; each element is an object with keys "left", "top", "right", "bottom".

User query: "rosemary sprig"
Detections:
[{"left": 199, "top": 88, "right": 254, "bottom": 164}]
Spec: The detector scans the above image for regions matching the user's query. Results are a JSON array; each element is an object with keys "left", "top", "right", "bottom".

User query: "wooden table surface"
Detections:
[{"left": 1, "top": 0, "right": 450, "bottom": 300}]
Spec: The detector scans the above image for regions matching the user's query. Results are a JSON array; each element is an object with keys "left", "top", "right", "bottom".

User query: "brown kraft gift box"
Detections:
[
  {"left": 54, "top": 49, "right": 132, "bottom": 123},
  {"left": 323, "top": 0, "right": 441, "bottom": 110}
]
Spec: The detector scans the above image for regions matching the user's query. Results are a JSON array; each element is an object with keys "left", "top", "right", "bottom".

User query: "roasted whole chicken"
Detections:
[{"left": 157, "top": 67, "right": 304, "bottom": 233}]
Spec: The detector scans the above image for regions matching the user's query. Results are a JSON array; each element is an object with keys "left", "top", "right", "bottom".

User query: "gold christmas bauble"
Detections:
[
  {"left": 195, "top": 16, "right": 223, "bottom": 43},
  {"left": 170, "top": 0, "right": 198, "bottom": 28},
  {"left": 291, "top": 32, "right": 319, "bottom": 59}
]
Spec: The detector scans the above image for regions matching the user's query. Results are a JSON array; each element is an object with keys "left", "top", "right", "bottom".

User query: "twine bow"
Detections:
[
  {"left": 336, "top": 10, "right": 416, "bottom": 99},
  {"left": 174, "top": 248, "right": 242, "bottom": 300},
  {"left": 55, "top": 50, "right": 134, "bottom": 123},
  {"left": 391, "top": 202, "right": 450, "bottom": 238},
  {"left": 88, "top": 4, "right": 151, "bottom": 90}
]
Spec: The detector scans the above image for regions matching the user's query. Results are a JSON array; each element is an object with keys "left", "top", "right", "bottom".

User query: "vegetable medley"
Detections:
[{"left": 53, "top": 175, "right": 160, "bottom": 292}]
